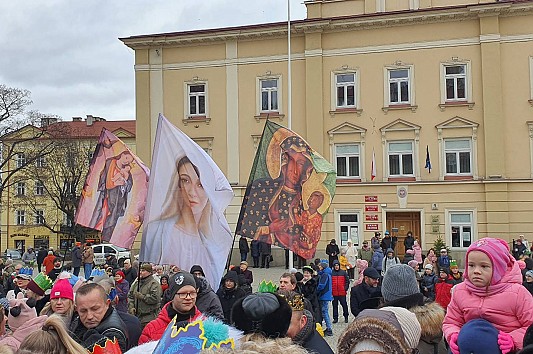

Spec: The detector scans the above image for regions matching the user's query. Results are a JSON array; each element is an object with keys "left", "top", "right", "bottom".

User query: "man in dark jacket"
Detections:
[
  {"left": 122, "top": 259, "right": 137, "bottom": 285},
  {"left": 331, "top": 260, "right": 349, "bottom": 323},
  {"left": 259, "top": 241, "right": 271, "bottom": 268},
  {"left": 71, "top": 242, "right": 83, "bottom": 276},
  {"left": 238, "top": 236, "right": 249, "bottom": 262},
  {"left": 325, "top": 239, "right": 339, "bottom": 266},
  {"left": 301, "top": 266, "right": 320, "bottom": 323},
  {"left": 380, "top": 231, "right": 393, "bottom": 253},
  {"left": 250, "top": 240, "right": 260, "bottom": 268},
  {"left": 216, "top": 270, "right": 246, "bottom": 323},
  {"left": 70, "top": 283, "right": 129, "bottom": 352},
  {"left": 37, "top": 246, "right": 47, "bottom": 273},
  {"left": 189, "top": 265, "right": 224, "bottom": 320},
  {"left": 350, "top": 267, "right": 381, "bottom": 317},
  {"left": 404, "top": 231, "right": 415, "bottom": 251}
]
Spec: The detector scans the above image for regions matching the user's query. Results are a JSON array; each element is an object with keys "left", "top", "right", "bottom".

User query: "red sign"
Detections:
[
  {"left": 365, "top": 205, "right": 379, "bottom": 212},
  {"left": 365, "top": 224, "right": 379, "bottom": 231},
  {"left": 365, "top": 214, "right": 379, "bottom": 221},
  {"left": 365, "top": 195, "right": 378, "bottom": 202}
]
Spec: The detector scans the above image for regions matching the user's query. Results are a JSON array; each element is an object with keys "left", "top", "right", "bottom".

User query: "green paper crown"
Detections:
[
  {"left": 33, "top": 273, "right": 53, "bottom": 291},
  {"left": 257, "top": 280, "right": 278, "bottom": 293},
  {"left": 450, "top": 259, "right": 458, "bottom": 268}
]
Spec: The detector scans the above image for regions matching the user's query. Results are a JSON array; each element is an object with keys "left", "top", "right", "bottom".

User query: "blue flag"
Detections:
[{"left": 425, "top": 145, "right": 431, "bottom": 173}]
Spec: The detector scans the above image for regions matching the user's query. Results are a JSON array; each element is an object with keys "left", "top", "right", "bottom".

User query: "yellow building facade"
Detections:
[{"left": 121, "top": 0, "right": 533, "bottom": 265}]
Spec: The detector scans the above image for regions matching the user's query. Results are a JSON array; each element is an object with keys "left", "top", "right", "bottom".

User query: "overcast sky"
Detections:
[{"left": 0, "top": 1, "right": 307, "bottom": 122}]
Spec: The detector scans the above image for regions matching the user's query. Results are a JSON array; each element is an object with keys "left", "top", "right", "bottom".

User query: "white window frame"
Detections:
[
  {"left": 16, "top": 182, "right": 25, "bottom": 196},
  {"left": 258, "top": 77, "right": 280, "bottom": 113},
  {"left": 334, "top": 209, "right": 361, "bottom": 247},
  {"left": 334, "top": 144, "right": 360, "bottom": 178},
  {"left": 387, "top": 140, "right": 415, "bottom": 177},
  {"left": 34, "top": 209, "right": 44, "bottom": 225},
  {"left": 35, "top": 180, "right": 44, "bottom": 196},
  {"left": 332, "top": 71, "right": 359, "bottom": 110},
  {"left": 440, "top": 60, "right": 473, "bottom": 105},
  {"left": 446, "top": 209, "right": 476, "bottom": 249},
  {"left": 384, "top": 65, "right": 415, "bottom": 106},
  {"left": 16, "top": 153, "right": 26, "bottom": 168},
  {"left": 184, "top": 81, "right": 208, "bottom": 118},
  {"left": 16, "top": 210, "right": 25, "bottom": 225},
  {"left": 35, "top": 155, "right": 46, "bottom": 168},
  {"left": 444, "top": 139, "right": 472, "bottom": 176},
  {"left": 256, "top": 75, "right": 282, "bottom": 115}
]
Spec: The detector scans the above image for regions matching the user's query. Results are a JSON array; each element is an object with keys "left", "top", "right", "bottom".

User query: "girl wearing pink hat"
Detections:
[{"left": 443, "top": 237, "right": 533, "bottom": 354}]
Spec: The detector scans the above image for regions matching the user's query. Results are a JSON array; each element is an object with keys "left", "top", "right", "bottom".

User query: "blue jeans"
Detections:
[
  {"left": 240, "top": 252, "right": 248, "bottom": 262},
  {"left": 320, "top": 300, "right": 332, "bottom": 330},
  {"left": 84, "top": 263, "right": 93, "bottom": 278}
]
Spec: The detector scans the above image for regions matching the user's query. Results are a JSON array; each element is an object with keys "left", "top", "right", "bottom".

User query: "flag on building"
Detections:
[
  {"left": 140, "top": 114, "right": 233, "bottom": 288},
  {"left": 425, "top": 145, "right": 432, "bottom": 173},
  {"left": 75, "top": 129, "right": 149, "bottom": 249},
  {"left": 371, "top": 148, "right": 377, "bottom": 181},
  {"left": 236, "top": 120, "right": 336, "bottom": 260}
]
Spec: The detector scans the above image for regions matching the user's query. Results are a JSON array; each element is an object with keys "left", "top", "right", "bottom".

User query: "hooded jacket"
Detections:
[
  {"left": 194, "top": 276, "right": 224, "bottom": 320},
  {"left": 0, "top": 315, "right": 48, "bottom": 351},
  {"left": 216, "top": 271, "right": 246, "bottom": 323},
  {"left": 371, "top": 246, "right": 384, "bottom": 271},
  {"left": 331, "top": 260, "right": 349, "bottom": 297},
  {"left": 317, "top": 266, "right": 333, "bottom": 301},
  {"left": 411, "top": 302, "right": 448, "bottom": 354},
  {"left": 435, "top": 273, "right": 454, "bottom": 309}
]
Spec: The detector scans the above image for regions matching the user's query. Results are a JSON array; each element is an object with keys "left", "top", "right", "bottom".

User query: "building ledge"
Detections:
[
  {"left": 329, "top": 108, "right": 363, "bottom": 117},
  {"left": 438, "top": 101, "right": 475, "bottom": 111},
  {"left": 387, "top": 176, "right": 416, "bottom": 182},
  {"left": 336, "top": 178, "right": 362, "bottom": 184},
  {"left": 254, "top": 113, "right": 285, "bottom": 123},
  {"left": 382, "top": 104, "right": 418, "bottom": 114},
  {"left": 182, "top": 116, "right": 211, "bottom": 126},
  {"left": 444, "top": 175, "right": 474, "bottom": 181}
]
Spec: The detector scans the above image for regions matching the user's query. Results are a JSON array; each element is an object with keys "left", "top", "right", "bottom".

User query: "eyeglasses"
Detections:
[{"left": 176, "top": 291, "right": 197, "bottom": 299}]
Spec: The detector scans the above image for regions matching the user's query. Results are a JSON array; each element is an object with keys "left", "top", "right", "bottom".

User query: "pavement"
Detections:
[{"left": 249, "top": 265, "right": 351, "bottom": 352}]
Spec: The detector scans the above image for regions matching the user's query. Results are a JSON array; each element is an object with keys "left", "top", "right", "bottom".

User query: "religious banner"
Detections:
[
  {"left": 236, "top": 120, "right": 336, "bottom": 260},
  {"left": 140, "top": 114, "right": 233, "bottom": 288},
  {"left": 75, "top": 129, "right": 149, "bottom": 249}
]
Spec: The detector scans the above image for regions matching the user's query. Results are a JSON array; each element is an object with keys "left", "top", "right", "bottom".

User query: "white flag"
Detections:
[
  {"left": 371, "top": 148, "right": 377, "bottom": 181},
  {"left": 140, "top": 114, "right": 234, "bottom": 288}
]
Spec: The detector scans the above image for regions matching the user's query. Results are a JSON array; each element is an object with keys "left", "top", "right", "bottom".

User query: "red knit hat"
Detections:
[
  {"left": 465, "top": 237, "right": 514, "bottom": 285},
  {"left": 50, "top": 279, "right": 74, "bottom": 301}
]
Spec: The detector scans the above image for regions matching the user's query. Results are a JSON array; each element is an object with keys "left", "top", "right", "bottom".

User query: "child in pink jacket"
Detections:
[{"left": 443, "top": 237, "right": 533, "bottom": 353}]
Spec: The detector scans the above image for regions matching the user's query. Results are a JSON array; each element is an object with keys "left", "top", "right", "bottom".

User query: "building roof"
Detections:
[{"left": 47, "top": 120, "right": 136, "bottom": 138}]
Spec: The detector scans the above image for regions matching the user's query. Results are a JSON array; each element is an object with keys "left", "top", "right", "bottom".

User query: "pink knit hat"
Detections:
[
  {"left": 465, "top": 237, "right": 514, "bottom": 285},
  {"left": 50, "top": 278, "right": 74, "bottom": 301}
]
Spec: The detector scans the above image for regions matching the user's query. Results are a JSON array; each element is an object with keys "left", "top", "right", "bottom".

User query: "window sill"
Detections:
[
  {"left": 438, "top": 101, "right": 475, "bottom": 111},
  {"left": 329, "top": 108, "right": 363, "bottom": 117},
  {"left": 183, "top": 116, "right": 211, "bottom": 126},
  {"left": 382, "top": 104, "right": 418, "bottom": 114},
  {"left": 444, "top": 175, "right": 473, "bottom": 181},
  {"left": 254, "top": 112, "right": 285, "bottom": 123},
  {"left": 336, "top": 178, "right": 362, "bottom": 183},
  {"left": 387, "top": 176, "right": 416, "bottom": 182}
]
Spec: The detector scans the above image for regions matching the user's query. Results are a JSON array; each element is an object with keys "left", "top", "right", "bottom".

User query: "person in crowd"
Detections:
[
  {"left": 443, "top": 237, "right": 533, "bottom": 353},
  {"left": 25, "top": 273, "right": 52, "bottom": 315},
  {"left": 7, "top": 269, "right": 32, "bottom": 300},
  {"left": 381, "top": 264, "right": 447, "bottom": 354},
  {"left": 357, "top": 240, "right": 373, "bottom": 265},
  {"left": 350, "top": 267, "right": 381, "bottom": 317},
  {"left": 160, "top": 274, "right": 169, "bottom": 296},
  {"left": 524, "top": 270, "right": 533, "bottom": 295},
  {"left": 331, "top": 260, "right": 349, "bottom": 324},
  {"left": 122, "top": 259, "right": 137, "bottom": 285},
  {"left": 407, "top": 260, "right": 422, "bottom": 284},
  {"left": 82, "top": 243, "right": 94, "bottom": 278},
  {"left": 239, "top": 236, "right": 249, "bottom": 262},
  {"left": 354, "top": 259, "right": 368, "bottom": 285},
  {"left": 423, "top": 248, "right": 438, "bottom": 270},
  {"left": 47, "top": 257, "right": 62, "bottom": 281},
  {"left": 283, "top": 291, "right": 334, "bottom": 354},
  {"left": 449, "top": 260, "right": 463, "bottom": 284},
  {"left": 16, "top": 315, "right": 87, "bottom": 354},
  {"left": 70, "top": 283, "right": 128, "bottom": 352},
  {"left": 326, "top": 239, "right": 339, "bottom": 266},
  {"left": 316, "top": 260, "right": 333, "bottom": 336},
  {"left": 371, "top": 244, "right": 384, "bottom": 274},
  {"left": 127, "top": 263, "right": 161, "bottom": 328},
  {"left": 259, "top": 241, "right": 271, "bottom": 269},
  {"left": 236, "top": 261, "right": 253, "bottom": 295},
  {"left": 216, "top": 270, "right": 246, "bottom": 323},
  {"left": 189, "top": 265, "right": 224, "bottom": 320},
  {"left": 40, "top": 278, "right": 74, "bottom": 327},
  {"left": 70, "top": 242, "right": 83, "bottom": 276},
  {"left": 301, "top": 265, "right": 320, "bottom": 324},
  {"left": 190, "top": 264, "right": 205, "bottom": 278},
  {"left": 514, "top": 238, "right": 528, "bottom": 261},
  {"left": 21, "top": 248, "right": 36, "bottom": 268},
  {"left": 279, "top": 272, "right": 298, "bottom": 292},
  {"left": 404, "top": 231, "right": 415, "bottom": 251},
  {"left": 402, "top": 249, "right": 415, "bottom": 264},
  {"left": 42, "top": 251, "right": 56, "bottom": 275},
  {"left": 250, "top": 239, "right": 260, "bottom": 268},
  {"left": 370, "top": 232, "right": 381, "bottom": 250},
  {"left": 153, "top": 266, "right": 165, "bottom": 283},
  {"left": 2, "top": 261, "right": 18, "bottom": 296},
  {"left": 382, "top": 248, "right": 401, "bottom": 276},
  {"left": 435, "top": 267, "right": 455, "bottom": 310},
  {"left": 381, "top": 231, "right": 393, "bottom": 253},
  {"left": 344, "top": 241, "right": 358, "bottom": 280},
  {"left": 36, "top": 247, "right": 47, "bottom": 273},
  {"left": 412, "top": 239, "right": 423, "bottom": 266},
  {"left": 421, "top": 264, "right": 437, "bottom": 300},
  {"left": 437, "top": 248, "right": 451, "bottom": 272},
  {"left": 338, "top": 250, "right": 349, "bottom": 272},
  {"left": 104, "top": 254, "right": 119, "bottom": 270},
  {"left": 338, "top": 307, "right": 421, "bottom": 354},
  {"left": 113, "top": 270, "right": 130, "bottom": 313},
  {"left": 139, "top": 271, "right": 203, "bottom": 344}
]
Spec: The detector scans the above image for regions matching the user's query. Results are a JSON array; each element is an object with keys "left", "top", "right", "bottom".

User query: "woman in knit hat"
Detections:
[
  {"left": 523, "top": 270, "right": 533, "bottom": 296},
  {"left": 113, "top": 269, "right": 130, "bottom": 313},
  {"left": 40, "top": 279, "right": 74, "bottom": 327},
  {"left": 443, "top": 237, "right": 533, "bottom": 354}
]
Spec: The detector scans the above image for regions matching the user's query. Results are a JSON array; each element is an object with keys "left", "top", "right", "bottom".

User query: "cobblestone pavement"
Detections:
[{"left": 249, "top": 265, "right": 351, "bottom": 353}]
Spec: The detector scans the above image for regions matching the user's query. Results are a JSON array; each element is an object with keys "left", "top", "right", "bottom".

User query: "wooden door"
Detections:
[{"left": 386, "top": 212, "right": 421, "bottom": 258}]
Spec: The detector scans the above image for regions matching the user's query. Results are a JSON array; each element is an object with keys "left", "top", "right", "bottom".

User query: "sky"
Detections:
[{"left": 0, "top": 1, "right": 307, "bottom": 122}]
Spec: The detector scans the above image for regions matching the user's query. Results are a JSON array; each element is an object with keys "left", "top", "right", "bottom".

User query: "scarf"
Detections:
[{"left": 292, "top": 310, "right": 315, "bottom": 345}]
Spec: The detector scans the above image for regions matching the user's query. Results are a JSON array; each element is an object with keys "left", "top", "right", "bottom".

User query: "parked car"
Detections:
[
  {"left": 3, "top": 249, "right": 22, "bottom": 260},
  {"left": 92, "top": 244, "right": 131, "bottom": 267}
]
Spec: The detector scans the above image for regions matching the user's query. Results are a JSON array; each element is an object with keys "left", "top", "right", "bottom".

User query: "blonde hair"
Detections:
[
  {"left": 0, "top": 345, "right": 12, "bottom": 354},
  {"left": 39, "top": 300, "right": 74, "bottom": 328},
  {"left": 203, "top": 333, "right": 309, "bottom": 354},
  {"left": 16, "top": 315, "right": 86, "bottom": 354}
]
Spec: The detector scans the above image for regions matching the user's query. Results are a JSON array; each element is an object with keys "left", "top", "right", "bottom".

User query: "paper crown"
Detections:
[
  {"left": 90, "top": 338, "right": 122, "bottom": 354},
  {"left": 153, "top": 317, "right": 235, "bottom": 354},
  {"left": 19, "top": 267, "right": 33, "bottom": 276},
  {"left": 257, "top": 280, "right": 278, "bottom": 293},
  {"left": 450, "top": 260, "right": 458, "bottom": 268},
  {"left": 32, "top": 273, "right": 53, "bottom": 291},
  {"left": 90, "top": 268, "right": 105, "bottom": 278},
  {"left": 285, "top": 294, "right": 305, "bottom": 311}
]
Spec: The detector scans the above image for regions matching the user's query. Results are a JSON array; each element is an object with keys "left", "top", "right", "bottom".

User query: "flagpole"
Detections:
[{"left": 287, "top": 0, "right": 295, "bottom": 269}]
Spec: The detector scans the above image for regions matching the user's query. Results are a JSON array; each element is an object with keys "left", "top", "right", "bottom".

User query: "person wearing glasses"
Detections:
[
  {"left": 128, "top": 263, "right": 162, "bottom": 329},
  {"left": 138, "top": 271, "right": 202, "bottom": 344}
]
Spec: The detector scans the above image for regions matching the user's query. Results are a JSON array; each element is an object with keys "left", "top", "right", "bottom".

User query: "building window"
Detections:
[
  {"left": 444, "top": 65, "right": 467, "bottom": 101},
  {"left": 338, "top": 213, "right": 359, "bottom": 247},
  {"left": 445, "top": 139, "right": 472, "bottom": 175},
  {"left": 388, "top": 141, "right": 414, "bottom": 176},
  {"left": 16, "top": 153, "right": 26, "bottom": 168},
  {"left": 260, "top": 79, "right": 279, "bottom": 112},
  {"left": 336, "top": 73, "right": 356, "bottom": 108},
  {"left": 35, "top": 155, "right": 46, "bottom": 168},
  {"left": 388, "top": 68, "right": 411, "bottom": 105},
  {"left": 16, "top": 182, "right": 25, "bottom": 196},
  {"left": 335, "top": 144, "right": 360, "bottom": 178},
  {"left": 35, "top": 180, "right": 44, "bottom": 196},
  {"left": 34, "top": 210, "right": 44, "bottom": 225},
  {"left": 450, "top": 212, "right": 473, "bottom": 248},
  {"left": 187, "top": 83, "right": 206, "bottom": 116},
  {"left": 16, "top": 210, "right": 25, "bottom": 225}
]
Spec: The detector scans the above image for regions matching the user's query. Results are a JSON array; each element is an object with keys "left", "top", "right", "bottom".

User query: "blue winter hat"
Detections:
[
  {"left": 320, "top": 259, "right": 329, "bottom": 269},
  {"left": 458, "top": 319, "right": 500, "bottom": 354},
  {"left": 385, "top": 230, "right": 390, "bottom": 235}
]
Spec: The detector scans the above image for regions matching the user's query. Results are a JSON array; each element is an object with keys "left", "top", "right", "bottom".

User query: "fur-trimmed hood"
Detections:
[{"left": 411, "top": 302, "right": 445, "bottom": 341}]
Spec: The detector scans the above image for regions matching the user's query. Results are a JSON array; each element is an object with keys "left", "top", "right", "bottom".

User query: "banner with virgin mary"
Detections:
[{"left": 236, "top": 120, "right": 336, "bottom": 260}]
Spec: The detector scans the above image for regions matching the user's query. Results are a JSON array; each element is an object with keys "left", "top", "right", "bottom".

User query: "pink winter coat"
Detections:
[
  {"left": 412, "top": 244, "right": 423, "bottom": 264},
  {"left": 0, "top": 315, "right": 48, "bottom": 351},
  {"left": 443, "top": 262, "right": 533, "bottom": 349}
]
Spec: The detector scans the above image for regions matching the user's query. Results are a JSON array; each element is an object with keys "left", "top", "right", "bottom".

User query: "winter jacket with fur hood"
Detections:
[{"left": 0, "top": 315, "right": 47, "bottom": 351}]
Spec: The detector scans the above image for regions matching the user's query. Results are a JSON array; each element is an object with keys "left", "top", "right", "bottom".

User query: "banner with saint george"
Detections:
[{"left": 236, "top": 120, "right": 336, "bottom": 260}]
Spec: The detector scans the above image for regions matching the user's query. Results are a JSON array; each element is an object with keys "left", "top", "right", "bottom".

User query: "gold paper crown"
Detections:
[{"left": 286, "top": 294, "right": 305, "bottom": 311}]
